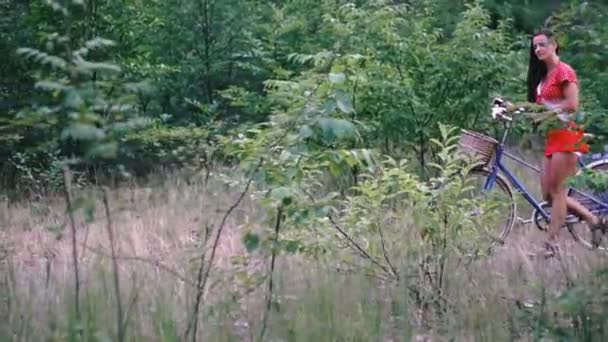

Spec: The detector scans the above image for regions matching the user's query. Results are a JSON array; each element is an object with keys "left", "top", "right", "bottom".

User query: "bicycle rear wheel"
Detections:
[
  {"left": 461, "top": 167, "right": 516, "bottom": 254},
  {"left": 568, "top": 161, "right": 608, "bottom": 251}
]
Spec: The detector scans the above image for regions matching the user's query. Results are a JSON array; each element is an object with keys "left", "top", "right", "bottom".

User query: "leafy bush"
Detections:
[
  {"left": 510, "top": 266, "right": 608, "bottom": 340},
  {"left": 118, "top": 125, "right": 212, "bottom": 177}
]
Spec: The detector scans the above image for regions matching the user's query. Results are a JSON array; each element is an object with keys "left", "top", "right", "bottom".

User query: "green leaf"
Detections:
[
  {"left": 317, "top": 118, "right": 357, "bottom": 141},
  {"left": 322, "top": 100, "right": 337, "bottom": 114},
  {"left": 299, "top": 125, "right": 313, "bottom": 139},
  {"left": 84, "top": 37, "right": 116, "bottom": 50},
  {"left": 271, "top": 187, "right": 293, "bottom": 206},
  {"left": 73, "top": 59, "right": 121, "bottom": 75},
  {"left": 17, "top": 48, "right": 67, "bottom": 69},
  {"left": 35, "top": 81, "right": 71, "bottom": 91},
  {"left": 329, "top": 72, "right": 346, "bottom": 84},
  {"left": 46, "top": 224, "right": 66, "bottom": 238},
  {"left": 93, "top": 332, "right": 113, "bottom": 342},
  {"left": 69, "top": 197, "right": 95, "bottom": 223},
  {"left": 84, "top": 202, "right": 95, "bottom": 223},
  {"left": 64, "top": 90, "right": 84, "bottom": 109},
  {"left": 86, "top": 142, "right": 118, "bottom": 159},
  {"left": 61, "top": 123, "right": 105, "bottom": 141},
  {"left": 70, "top": 197, "right": 89, "bottom": 213},
  {"left": 329, "top": 161, "right": 342, "bottom": 177},
  {"left": 283, "top": 240, "right": 300, "bottom": 253},
  {"left": 335, "top": 90, "right": 354, "bottom": 114},
  {"left": 243, "top": 231, "right": 260, "bottom": 252}
]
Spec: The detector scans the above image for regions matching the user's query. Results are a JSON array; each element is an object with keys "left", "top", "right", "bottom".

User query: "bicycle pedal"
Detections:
[{"left": 517, "top": 217, "right": 532, "bottom": 224}]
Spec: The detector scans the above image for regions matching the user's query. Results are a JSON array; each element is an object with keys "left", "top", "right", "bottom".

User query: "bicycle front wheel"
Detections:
[
  {"left": 461, "top": 167, "right": 516, "bottom": 254},
  {"left": 568, "top": 161, "right": 608, "bottom": 251}
]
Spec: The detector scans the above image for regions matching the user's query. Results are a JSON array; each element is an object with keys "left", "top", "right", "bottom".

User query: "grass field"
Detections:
[{"left": 2, "top": 161, "right": 608, "bottom": 341}]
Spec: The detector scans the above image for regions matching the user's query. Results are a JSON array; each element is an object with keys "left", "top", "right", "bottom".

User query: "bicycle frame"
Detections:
[{"left": 480, "top": 119, "right": 608, "bottom": 222}]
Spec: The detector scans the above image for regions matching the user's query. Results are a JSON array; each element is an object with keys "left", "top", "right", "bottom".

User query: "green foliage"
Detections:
[
  {"left": 1, "top": 0, "right": 154, "bottom": 193},
  {"left": 119, "top": 125, "right": 211, "bottom": 176},
  {"left": 510, "top": 266, "right": 608, "bottom": 340},
  {"left": 568, "top": 166, "right": 608, "bottom": 194},
  {"left": 551, "top": 2, "right": 608, "bottom": 147},
  {"left": 324, "top": 124, "right": 505, "bottom": 288},
  {"left": 8, "top": 149, "right": 68, "bottom": 198},
  {"left": 4, "top": 0, "right": 608, "bottom": 194},
  {"left": 16, "top": 33, "right": 145, "bottom": 162}
]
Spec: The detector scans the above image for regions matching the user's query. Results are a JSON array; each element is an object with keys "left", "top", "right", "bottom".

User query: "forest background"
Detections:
[{"left": 2, "top": 0, "right": 608, "bottom": 341}]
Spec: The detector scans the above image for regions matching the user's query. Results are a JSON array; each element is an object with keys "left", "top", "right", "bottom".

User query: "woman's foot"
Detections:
[
  {"left": 543, "top": 241, "right": 560, "bottom": 258},
  {"left": 528, "top": 241, "right": 560, "bottom": 258},
  {"left": 589, "top": 216, "right": 608, "bottom": 248}
]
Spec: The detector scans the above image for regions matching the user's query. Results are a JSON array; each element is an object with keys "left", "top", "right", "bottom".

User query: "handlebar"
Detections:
[
  {"left": 491, "top": 97, "right": 523, "bottom": 123},
  {"left": 490, "top": 97, "right": 595, "bottom": 141},
  {"left": 490, "top": 97, "right": 564, "bottom": 123}
]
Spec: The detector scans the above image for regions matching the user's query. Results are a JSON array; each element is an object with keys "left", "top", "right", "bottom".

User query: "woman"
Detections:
[{"left": 526, "top": 29, "right": 607, "bottom": 254}]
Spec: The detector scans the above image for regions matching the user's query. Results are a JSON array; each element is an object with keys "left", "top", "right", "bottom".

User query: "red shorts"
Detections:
[{"left": 545, "top": 127, "right": 589, "bottom": 157}]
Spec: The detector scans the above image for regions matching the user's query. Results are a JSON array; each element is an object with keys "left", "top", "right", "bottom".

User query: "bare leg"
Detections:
[
  {"left": 540, "top": 157, "right": 551, "bottom": 202},
  {"left": 545, "top": 152, "right": 580, "bottom": 243},
  {"left": 541, "top": 154, "right": 599, "bottom": 230},
  {"left": 566, "top": 197, "right": 598, "bottom": 225},
  {"left": 548, "top": 190, "right": 568, "bottom": 242}
]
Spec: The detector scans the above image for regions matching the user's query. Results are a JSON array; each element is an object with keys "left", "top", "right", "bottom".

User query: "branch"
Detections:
[
  {"left": 327, "top": 215, "right": 395, "bottom": 278},
  {"left": 378, "top": 224, "right": 399, "bottom": 280},
  {"left": 121, "top": 273, "right": 141, "bottom": 336},
  {"left": 300, "top": 187, "right": 395, "bottom": 279},
  {"left": 84, "top": 245, "right": 197, "bottom": 288},
  {"left": 335, "top": 260, "right": 390, "bottom": 281},
  {"left": 184, "top": 81, "right": 323, "bottom": 341},
  {"left": 101, "top": 187, "right": 125, "bottom": 342},
  {"left": 185, "top": 157, "right": 264, "bottom": 341},
  {"left": 258, "top": 206, "right": 283, "bottom": 342},
  {"left": 62, "top": 166, "right": 80, "bottom": 320}
]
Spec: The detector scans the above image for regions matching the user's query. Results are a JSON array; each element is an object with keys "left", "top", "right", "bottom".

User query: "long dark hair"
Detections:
[{"left": 526, "top": 29, "right": 560, "bottom": 102}]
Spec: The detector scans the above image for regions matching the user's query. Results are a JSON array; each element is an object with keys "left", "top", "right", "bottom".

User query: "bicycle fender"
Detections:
[{"left": 579, "top": 159, "right": 608, "bottom": 175}]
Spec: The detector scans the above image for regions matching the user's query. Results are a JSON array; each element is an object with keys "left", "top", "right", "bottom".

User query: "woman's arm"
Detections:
[
  {"left": 562, "top": 82, "right": 579, "bottom": 113},
  {"left": 524, "top": 84, "right": 579, "bottom": 124}
]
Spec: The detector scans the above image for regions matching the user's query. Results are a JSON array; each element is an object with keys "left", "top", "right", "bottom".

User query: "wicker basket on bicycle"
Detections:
[{"left": 458, "top": 129, "right": 498, "bottom": 166}]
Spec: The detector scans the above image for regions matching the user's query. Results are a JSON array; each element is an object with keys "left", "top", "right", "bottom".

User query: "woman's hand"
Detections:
[
  {"left": 503, "top": 101, "right": 545, "bottom": 114},
  {"left": 525, "top": 110, "right": 558, "bottom": 124}
]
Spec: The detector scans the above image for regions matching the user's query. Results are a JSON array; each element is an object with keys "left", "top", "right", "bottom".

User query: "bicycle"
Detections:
[{"left": 458, "top": 98, "right": 608, "bottom": 252}]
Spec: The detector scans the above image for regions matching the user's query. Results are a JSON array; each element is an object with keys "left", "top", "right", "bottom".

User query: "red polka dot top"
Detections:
[{"left": 535, "top": 61, "right": 578, "bottom": 109}]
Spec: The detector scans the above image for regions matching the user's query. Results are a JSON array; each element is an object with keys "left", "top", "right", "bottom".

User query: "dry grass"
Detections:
[
  {"left": 1, "top": 171, "right": 266, "bottom": 340},
  {"left": 1, "top": 165, "right": 608, "bottom": 341}
]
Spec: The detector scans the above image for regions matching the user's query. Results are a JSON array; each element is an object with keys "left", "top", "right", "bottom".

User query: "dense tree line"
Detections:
[{"left": 1, "top": 0, "right": 607, "bottom": 197}]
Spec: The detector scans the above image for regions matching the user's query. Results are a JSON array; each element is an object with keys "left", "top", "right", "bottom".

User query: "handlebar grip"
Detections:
[{"left": 584, "top": 133, "right": 595, "bottom": 140}]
